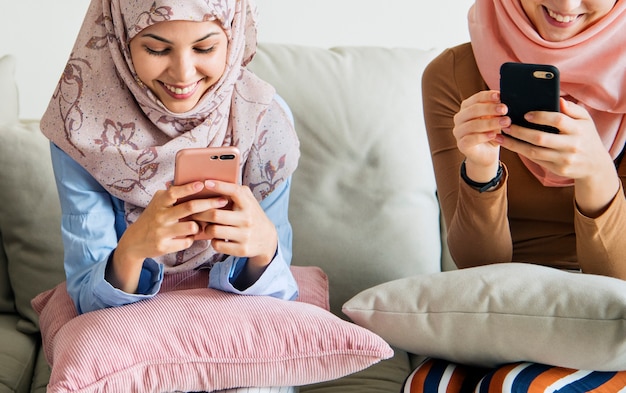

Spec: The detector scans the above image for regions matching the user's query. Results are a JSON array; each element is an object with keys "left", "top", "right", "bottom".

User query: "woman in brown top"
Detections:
[{"left": 404, "top": 0, "right": 626, "bottom": 391}]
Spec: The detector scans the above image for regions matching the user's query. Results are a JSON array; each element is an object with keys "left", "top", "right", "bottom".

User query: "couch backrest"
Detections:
[
  {"left": 249, "top": 44, "right": 452, "bottom": 316},
  {"left": 0, "top": 55, "right": 66, "bottom": 334}
]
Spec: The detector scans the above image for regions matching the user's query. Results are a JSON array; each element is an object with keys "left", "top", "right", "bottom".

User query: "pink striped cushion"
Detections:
[{"left": 32, "top": 266, "right": 392, "bottom": 393}]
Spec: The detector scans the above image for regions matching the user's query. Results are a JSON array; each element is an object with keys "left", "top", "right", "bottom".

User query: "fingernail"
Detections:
[
  {"left": 495, "top": 134, "right": 505, "bottom": 144},
  {"left": 193, "top": 182, "right": 204, "bottom": 191},
  {"left": 204, "top": 180, "right": 216, "bottom": 188},
  {"left": 524, "top": 113, "right": 534, "bottom": 121}
]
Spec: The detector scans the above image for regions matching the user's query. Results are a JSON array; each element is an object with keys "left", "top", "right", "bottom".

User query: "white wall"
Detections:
[{"left": 0, "top": 1, "right": 472, "bottom": 119}]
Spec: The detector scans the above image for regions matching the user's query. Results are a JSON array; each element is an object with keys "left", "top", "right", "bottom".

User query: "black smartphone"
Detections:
[{"left": 500, "top": 62, "right": 560, "bottom": 133}]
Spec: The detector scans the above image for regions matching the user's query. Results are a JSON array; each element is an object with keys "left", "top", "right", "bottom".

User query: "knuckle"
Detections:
[
  {"left": 164, "top": 187, "right": 178, "bottom": 200},
  {"left": 553, "top": 115, "right": 566, "bottom": 131},
  {"left": 179, "top": 202, "right": 196, "bottom": 216},
  {"left": 233, "top": 186, "right": 248, "bottom": 200},
  {"left": 154, "top": 239, "right": 169, "bottom": 255}
]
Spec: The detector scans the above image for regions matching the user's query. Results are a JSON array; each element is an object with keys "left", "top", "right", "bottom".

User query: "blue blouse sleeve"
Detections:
[{"left": 50, "top": 143, "right": 163, "bottom": 314}]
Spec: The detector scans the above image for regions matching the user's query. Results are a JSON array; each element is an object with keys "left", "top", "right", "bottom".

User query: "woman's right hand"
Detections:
[
  {"left": 453, "top": 90, "right": 510, "bottom": 182},
  {"left": 106, "top": 181, "right": 228, "bottom": 293}
]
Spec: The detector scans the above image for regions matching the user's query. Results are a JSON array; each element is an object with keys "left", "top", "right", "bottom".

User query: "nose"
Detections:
[
  {"left": 558, "top": 0, "right": 582, "bottom": 12},
  {"left": 169, "top": 51, "right": 196, "bottom": 82}
]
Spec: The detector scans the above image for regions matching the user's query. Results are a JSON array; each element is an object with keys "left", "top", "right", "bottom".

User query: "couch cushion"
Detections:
[
  {"left": 0, "top": 314, "right": 38, "bottom": 393},
  {"left": 300, "top": 346, "right": 414, "bottom": 393},
  {"left": 29, "top": 346, "right": 51, "bottom": 393},
  {"left": 249, "top": 44, "right": 442, "bottom": 316},
  {"left": 0, "top": 54, "right": 18, "bottom": 125},
  {"left": 343, "top": 263, "right": 626, "bottom": 371},
  {"left": 0, "top": 240, "right": 13, "bottom": 314},
  {"left": 0, "top": 119, "right": 65, "bottom": 334},
  {"left": 0, "top": 54, "right": 18, "bottom": 315}
]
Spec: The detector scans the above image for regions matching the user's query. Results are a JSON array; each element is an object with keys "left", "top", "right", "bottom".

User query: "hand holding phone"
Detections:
[
  {"left": 500, "top": 62, "right": 560, "bottom": 133},
  {"left": 173, "top": 146, "right": 241, "bottom": 206}
]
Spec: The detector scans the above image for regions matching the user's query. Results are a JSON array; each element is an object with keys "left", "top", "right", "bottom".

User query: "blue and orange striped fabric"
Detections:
[
  {"left": 477, "top": 362, "right": 626, "bottom": 393},
  {"left": 402, "top": 358, "right": 489, "bottom": 393},
  {"left": 403, "top": 359, "right": 626, "bottom": 393}
]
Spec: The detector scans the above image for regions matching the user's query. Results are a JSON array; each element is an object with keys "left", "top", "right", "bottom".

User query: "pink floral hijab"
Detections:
[
  {"left": 469, "top": 0, "right": 626, "bottom": 186},
  {"left": 41, "top": 0, "right": 299, "bottom": 272}
]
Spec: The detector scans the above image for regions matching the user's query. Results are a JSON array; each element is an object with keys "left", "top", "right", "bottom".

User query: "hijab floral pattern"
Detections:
[
  {"left": 469, "top": 0, "right": 626, "bottom": 186},
  {"left": 41, "top": 0, "right": 299, "bottom": 272}
]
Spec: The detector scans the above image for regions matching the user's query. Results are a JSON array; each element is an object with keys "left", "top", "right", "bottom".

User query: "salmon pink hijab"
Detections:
[
  {"left": 41, "top": 0, "right": 299, "bottom": 272},
  {"left": 469, "top": 0, "right": 626, "bottom": 186}
]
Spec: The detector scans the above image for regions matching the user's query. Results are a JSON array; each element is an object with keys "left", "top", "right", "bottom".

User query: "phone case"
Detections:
[
  {"left": 500, "top": 62, "right": 560, "bottom": 133},
  {"left": 173, "top": 146, "right": 241, "bottom": 205}
]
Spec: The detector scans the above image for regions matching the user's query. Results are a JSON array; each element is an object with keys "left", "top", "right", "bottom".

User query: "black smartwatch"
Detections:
[{"left": 460, "top": 160, "right": 503, "bottom": 193}]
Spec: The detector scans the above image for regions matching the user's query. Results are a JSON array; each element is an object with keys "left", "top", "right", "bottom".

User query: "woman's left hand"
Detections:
[
  {"left": 496, "top": 98, "right": 620, "bottom": 216},
  {"left": 189, "top": 180, "right": 278, "bottom": 271}
]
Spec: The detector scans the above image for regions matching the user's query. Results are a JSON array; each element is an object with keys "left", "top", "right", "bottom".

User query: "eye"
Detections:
[
  {"left": 144, "top": 46, "right": 170, "bottom": 56},
  {"left": 194, "top": 46, "right": 216, "bottom": 54}
]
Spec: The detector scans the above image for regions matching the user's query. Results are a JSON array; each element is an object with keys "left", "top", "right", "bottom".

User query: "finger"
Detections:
[
  {"left": 460, "top": 90, "right": 501, "bottom": 110},
  {"left": 500, "top": 126, "right": 562, "bottom": 163},
  {"left": 502, "top": 123, "right": 558, "bottom": 146},
  {"left": 559, "top": 98, "right": 592, "bottom": 121},
  {"left": 455, "top": 114, "right": 510, "bottom": 139},
  {"left": 203, "top": 180, "right": 255, "bottom": 210},
  {"left": 172, "top": 218, "right": 202, "bottom": 239},
  {"left": 455, "top": 102, "right": 508, "bottom": 129},
  {"left": 211, "top": 238, "right": 242, "bottom": 257},
  {"left": 175, "top": 195, "right": 230, "bottom": 222},
  {"left": 161, "top": 181, "right": 205, "bottom": 206},
  {"left": 204, "top": 222, "right": 241, "bottom": 243}
]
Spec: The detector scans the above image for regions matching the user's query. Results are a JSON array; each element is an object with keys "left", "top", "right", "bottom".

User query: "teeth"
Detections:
[
  {"left": 164, "top": 83, "right": 195, "bottom": 95},
  {"left": 547, "top": 9, "right": 578, "bottom": 23}
]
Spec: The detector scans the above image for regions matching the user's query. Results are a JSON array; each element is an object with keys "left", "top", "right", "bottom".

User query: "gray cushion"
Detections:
[
  {"left": 0, "top": 120, "right": 65, "bottom": 334},
  {"left": 0, "top": 55, "right": 18, "bottom": 315},
  {"left": 0, "top": 55, "right": 18, "bottom": 125},
  {"left": 300, "top": 347, "right": 413, "bottom": 393},
  {"left": 0, "top": 314, "right": 38, "bottom": 393},
  {"left": 29, "top": 347, "right": 52, "bottom": 393},
  {"left": 249, "top": 44, "right": 443, "bottom": 316},
  {"left": 344, "top": 263, "right": 626, "bottom": 371},
  {"left": 0, "top": 237, "right": 13, "bottom": 314}
]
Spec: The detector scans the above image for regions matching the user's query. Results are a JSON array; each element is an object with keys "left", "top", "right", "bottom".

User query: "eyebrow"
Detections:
[{"left": 140, "top": 32, "right": 220, "bottom": 44}]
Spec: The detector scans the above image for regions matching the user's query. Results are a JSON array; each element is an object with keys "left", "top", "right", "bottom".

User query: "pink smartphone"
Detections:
[{"left": 173, "top": 146, "right": 241, "bottom": 206}]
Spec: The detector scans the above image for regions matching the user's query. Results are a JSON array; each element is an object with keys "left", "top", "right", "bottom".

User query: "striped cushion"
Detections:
[
  {"left": 32, "top": 266, "right": 393, "bottom": 393},
  {"left": 403, "top": 359, "right": 626, "bottom": 393},
  {"left": 214, "top": 388, "right": 295, "bottom": 393},
  {"left": 402, "top": 359, "right": 488, "bottom": 393},
  {"left": 477, "top": 362, "right": 626, "bottom": 393}
]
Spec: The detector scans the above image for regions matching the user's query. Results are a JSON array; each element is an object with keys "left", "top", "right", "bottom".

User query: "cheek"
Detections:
[
  {"left": 129, "top": 45, "right": 155, "bottom": 83},
  {"left": 132, "top": 55, "right": 161, "bottom": 84},
  {"left": 203, "top": 51, "right": 228, "bottom": 79}
]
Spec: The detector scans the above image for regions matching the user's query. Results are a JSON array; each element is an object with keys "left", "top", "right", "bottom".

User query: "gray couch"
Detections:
[{"left": 0, "top": 43, "right": 451, "bottom": 392}]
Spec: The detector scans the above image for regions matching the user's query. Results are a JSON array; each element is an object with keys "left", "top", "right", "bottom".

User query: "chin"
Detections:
[{"left": 162, "top": 100, "right": 199, "bottom": 113}]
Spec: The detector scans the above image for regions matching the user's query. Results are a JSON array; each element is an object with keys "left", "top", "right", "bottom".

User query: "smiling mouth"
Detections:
[
  {"left": 162, "top": 81, "right": 199, "bottom": 96},
  {"left": 545, "top": 7, "right": 579, "bottom": 23}
]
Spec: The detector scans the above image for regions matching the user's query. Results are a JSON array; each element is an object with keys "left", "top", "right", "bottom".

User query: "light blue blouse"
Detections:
[{"left": 50, "top": 140, "right": 298, "bottom": 315}]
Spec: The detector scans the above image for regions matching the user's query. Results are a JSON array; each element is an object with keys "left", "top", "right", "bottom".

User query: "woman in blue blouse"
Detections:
[{"left": 40, "top": 0, "right": 300, "bottom": 314}]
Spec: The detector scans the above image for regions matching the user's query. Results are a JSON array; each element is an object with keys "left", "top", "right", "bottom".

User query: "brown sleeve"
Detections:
[
  {"left": 575, "top": 177, "right": 626, "bottom": 279},
  {"left": 422, "top": 43, "right": 512, "bottom": 268}
]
